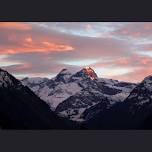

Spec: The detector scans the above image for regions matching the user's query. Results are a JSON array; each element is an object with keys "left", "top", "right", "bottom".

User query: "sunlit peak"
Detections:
[{"left": 83, "top": 67, "right": 98, "bottom": 80}]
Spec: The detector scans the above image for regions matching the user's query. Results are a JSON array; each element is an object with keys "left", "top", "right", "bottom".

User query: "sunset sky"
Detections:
[{"left": 1, "top": 22, "right": 152, "bottom": 82}]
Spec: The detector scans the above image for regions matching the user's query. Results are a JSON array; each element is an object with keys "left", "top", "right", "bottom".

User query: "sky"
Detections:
[{"left": 1, "top": 22, "right": 152, "bottom": 82}]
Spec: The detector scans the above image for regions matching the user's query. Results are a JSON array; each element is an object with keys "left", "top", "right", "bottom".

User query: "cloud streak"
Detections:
[
  {"left": 1, "top": 22, "right": 152, "bottom": 82},
  {"left": 0, "top": 22, "right": 32, "bottom": 30}
]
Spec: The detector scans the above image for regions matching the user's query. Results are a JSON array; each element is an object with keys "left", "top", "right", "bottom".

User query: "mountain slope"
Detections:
[
  {"left": 83, "top": 75, "right": 152, "bottom": 129},
  {"left": 56, "top": 78, "right": 136, "bottom": 121},
  {"left": 22, "top": 68, "right": 82, "bottom": 109},
  {"left": 21, "top": 67, "right": 99, "bottom": 109},
  {"left": 0, "top": 68, "right": 75, "bottom": 129},
  {"left": 22, "top": 67, "right": 136, "bottom": 122}
]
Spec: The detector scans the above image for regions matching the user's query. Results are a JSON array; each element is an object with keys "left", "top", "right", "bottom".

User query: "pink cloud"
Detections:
[
  {"left": 0, "top": 22, "right": 32, "bottom": 30},
  {"left": 113, "top": 67, "right": 152, "bottom": 83},
  {"left": 1, "top": 22, "right": 152, "bottom": 82},
  {"left": 113, "top": 23, "right": 152, "bottom": 39}
]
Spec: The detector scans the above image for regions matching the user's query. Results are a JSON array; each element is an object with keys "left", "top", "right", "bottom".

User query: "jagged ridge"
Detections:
[{"left": 22, "top": 67, "right": 136, "bottom": 122}]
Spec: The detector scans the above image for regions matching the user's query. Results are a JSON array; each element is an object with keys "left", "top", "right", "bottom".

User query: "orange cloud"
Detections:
[
  {"left": 133, "top": 32, "right": 141, "bottom": 38},
  {"left": 144, "top": 24, "right": 152, "bottom": 30},
  {"left": 0, "top": 22, "right": 31, "bottom": 30},
  {"left": 116, "top": 58, "right": 129, "bottom": 65},
  {"left": 25, "top": 37, "right": 33, "bottom": 43},
  {"left": 141, "top": 58, "right": 151, "bottom": 65},
  {"left": 42, "top": 41, "right": 73, "bottom": 51},
  {"left": 113, "top": 67, "right": 152, "bottom": 83},
  {"left": 0, "top": 41, "right": 74, "bottom": 55}
]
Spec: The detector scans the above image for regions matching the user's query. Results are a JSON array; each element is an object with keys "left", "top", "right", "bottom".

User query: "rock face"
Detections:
[
  {"left": 55, "top": 77, "right": 136, "bottom": 122},
  {"left": 0, "top": 68, "right": 74, "bottom": 129},
  {"left": 77, "top": 67, "right": 98, "bottom": 80},
  {"left": 83, "top": 75, "right": 152, "bottom": 129},
  {"left": 22, "top": 67, "right": 136, "bottom": 122}
]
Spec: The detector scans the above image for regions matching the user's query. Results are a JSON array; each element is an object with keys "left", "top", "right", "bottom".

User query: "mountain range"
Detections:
[
  {"left": 22, "top": 67, "right": 136, "bottom": 122},
  {"left": 0, "top": 68, "right": 77, "bottom": 129},
  {"left": 1, "top": 67, "right": 152, "bottom": 129}
]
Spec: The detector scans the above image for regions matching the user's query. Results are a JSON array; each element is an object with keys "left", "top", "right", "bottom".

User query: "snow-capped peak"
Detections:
[
  {"left": 55, "top": 68, "right": 74, "bottom": 83},
  {"left": 142, "top": 75, "right": 152, "bottom": 84},
  {"left": 71, "top": 67, "right": 98, "bottom": 81},
  {"left": 58, "top": 68, "right": 73, "bottom": 75},
  {"left": 141, "top": 75, "right": 152, "bottom": 91},
  {"left": 54, "top": 67, "right": 98, "bottom": 83},
  {"left": 82, "top": 67, "right": 98, "bottom": 80},
  {"left": 0, "top": 68, "right": 20, "bottom": 87}
]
